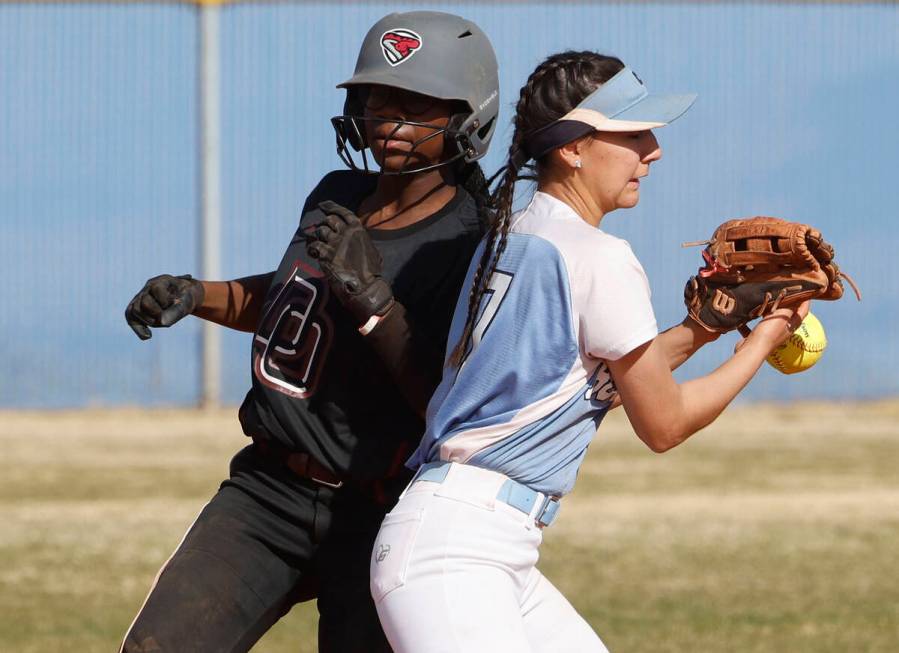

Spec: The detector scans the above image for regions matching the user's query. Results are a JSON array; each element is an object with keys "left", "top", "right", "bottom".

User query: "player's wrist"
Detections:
[
  {"left": 344, "top": 278, "right": 394, "bottom": 326},
  {"left": 358, "top": 299, "right": 396, "bottom": 335},
  {"left": 186, "top": 276, "right": 207, "bottom": 313},
  {"left": 682, "top": 315, "right": 721, "bottom": 343}
]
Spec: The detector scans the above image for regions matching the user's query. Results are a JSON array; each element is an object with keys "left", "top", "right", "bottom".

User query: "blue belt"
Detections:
[{"left": 413, "top": 461, "right": 561, "bottom": 528}]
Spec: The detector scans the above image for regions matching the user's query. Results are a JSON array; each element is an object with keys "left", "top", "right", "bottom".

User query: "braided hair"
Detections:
[
  {"left": 456, "top": 160, "right": 493, "bottom": 231},
  {"left": 447, "top": 51, "right": 625, "bottom": 368}
]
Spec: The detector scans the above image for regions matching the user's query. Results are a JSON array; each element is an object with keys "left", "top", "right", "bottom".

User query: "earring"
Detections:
[{"left": 574, "top": 160, "right": 582, "bottom": 169}]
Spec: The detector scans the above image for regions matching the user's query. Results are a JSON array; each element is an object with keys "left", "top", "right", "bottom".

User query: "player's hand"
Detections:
[
  {"left": 307, "top": 201, "right": 394, "bottom": 326},
  {"left": 125, "top": 274, "right": 206, "bottom": 340},
  {"left": 734, "top": 300, "right": 810, "bottom": 354}
]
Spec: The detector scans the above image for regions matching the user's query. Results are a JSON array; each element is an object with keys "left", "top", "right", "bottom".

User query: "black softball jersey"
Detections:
[{"left": 237, "top": 170, "right": 482, "bottom": 481}]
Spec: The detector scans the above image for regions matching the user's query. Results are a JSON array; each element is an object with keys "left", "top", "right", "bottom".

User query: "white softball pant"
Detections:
[{"left": 370, "top": 462, "right": 609, "bottom": 653}]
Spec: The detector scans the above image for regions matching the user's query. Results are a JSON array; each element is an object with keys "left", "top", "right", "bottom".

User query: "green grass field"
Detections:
[{"left": 2, "top": 403, "right": 898, "bottom": 652}]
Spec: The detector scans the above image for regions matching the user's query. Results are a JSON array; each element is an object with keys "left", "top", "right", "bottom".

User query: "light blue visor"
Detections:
[
  {"left": 563, "top": 66, "right": 696, "bottom": 131},
  {"left": 518, "top": 66, "right": 697, "bottom": 165}
]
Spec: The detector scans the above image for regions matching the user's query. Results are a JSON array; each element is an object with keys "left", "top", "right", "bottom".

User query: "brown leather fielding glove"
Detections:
[{"left": 683, "top": 217, "right": 861, "bottom": 333}]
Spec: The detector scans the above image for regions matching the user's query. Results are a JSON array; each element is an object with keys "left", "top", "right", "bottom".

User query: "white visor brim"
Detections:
[{"left": 561, "top": 92, "right": 697, "bottom": 132}]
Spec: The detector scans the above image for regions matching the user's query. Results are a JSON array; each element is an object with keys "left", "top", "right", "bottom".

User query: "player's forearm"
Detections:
[
  {"left": 616, "top": 329, "right": 770, "bottom": 451},
  {"left": 364, "top": 301, "right": 443, "bottom": 418},
  {"left": 647, "top": 338, "right": 771, "bottom": 450},
  {"left": 655, "top": 317, "right": 720, "bottom": 371},
  {"left": 193, "top": 272, "right": 275, "bottom": 332}
]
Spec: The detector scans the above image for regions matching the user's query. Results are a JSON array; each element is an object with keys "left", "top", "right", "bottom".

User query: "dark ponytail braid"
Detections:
[
  {"left": 456, "top": 160, "right": 493, "bottom": 232},
  {"left": 447, "top": 51, "right": 625, "bottom": 368}
]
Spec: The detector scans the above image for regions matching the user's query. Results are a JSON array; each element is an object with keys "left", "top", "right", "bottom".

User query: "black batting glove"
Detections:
[
  {"left": 125, "top": 274, "right": 205, "bottom": 340},
  {"left": 307, "top": 201, "right": 394, "bottom": 326}
]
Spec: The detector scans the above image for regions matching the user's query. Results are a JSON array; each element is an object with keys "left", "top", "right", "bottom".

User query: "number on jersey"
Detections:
[{"left": 461, "top": 269, "right": 513, "bottom": 367}]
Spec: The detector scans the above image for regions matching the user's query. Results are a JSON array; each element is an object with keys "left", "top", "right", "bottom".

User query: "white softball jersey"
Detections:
[{"left": 408, "top": 190, "right": 658, "bottom": 497}]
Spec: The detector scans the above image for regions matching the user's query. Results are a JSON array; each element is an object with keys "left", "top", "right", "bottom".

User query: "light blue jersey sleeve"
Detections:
[{"left": 408, "top": 192, "right": 658, "bottom": 496}]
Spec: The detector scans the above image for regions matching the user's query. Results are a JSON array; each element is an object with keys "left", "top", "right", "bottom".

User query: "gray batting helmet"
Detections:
[{"left": 332, "top": 11, "right": 499, "bottom": 174}]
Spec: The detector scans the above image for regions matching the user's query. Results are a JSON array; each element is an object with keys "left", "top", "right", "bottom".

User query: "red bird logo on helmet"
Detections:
[{"left": 380, "top": 29, "right": 423, "bottom": 66}]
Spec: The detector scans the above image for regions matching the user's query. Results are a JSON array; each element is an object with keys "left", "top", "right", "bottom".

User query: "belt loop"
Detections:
[
  {"left": 535, "top": 495, "right": 561, "bottom": 528},
  {"left": 290, "top": 453, "right": 310, "bottom": 478}
]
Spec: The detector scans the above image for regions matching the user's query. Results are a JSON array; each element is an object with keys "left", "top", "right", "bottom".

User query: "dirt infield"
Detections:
[{"left": 2, "top": 402, "right": 898, "bottom": 652}]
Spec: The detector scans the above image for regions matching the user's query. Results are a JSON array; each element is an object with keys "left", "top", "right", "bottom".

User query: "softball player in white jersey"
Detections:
[{"left": 370, "top": 51, "right": 809, "bottom": 653}]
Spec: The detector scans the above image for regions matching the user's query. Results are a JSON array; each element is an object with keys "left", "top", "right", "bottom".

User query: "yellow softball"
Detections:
[{"left": 766, "top": 312, "right": 827, "bottom": 375}]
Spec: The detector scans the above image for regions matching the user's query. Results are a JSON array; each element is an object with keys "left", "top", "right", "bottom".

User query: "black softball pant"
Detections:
[{"left": 120, "top": 444, "right": 398, "bottom": 653}]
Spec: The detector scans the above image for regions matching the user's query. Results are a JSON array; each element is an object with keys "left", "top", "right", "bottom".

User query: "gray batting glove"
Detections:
[
  {"left": 307, "top": 201, "right": 394, "bottom": 326},
  {"left": 125, "top": 274, "right": 205, "bottom": 340}
]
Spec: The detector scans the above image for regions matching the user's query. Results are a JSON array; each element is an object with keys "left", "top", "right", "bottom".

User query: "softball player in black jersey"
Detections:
[{"left": 120, "top": 12, "right": 498, "bottom": 652}]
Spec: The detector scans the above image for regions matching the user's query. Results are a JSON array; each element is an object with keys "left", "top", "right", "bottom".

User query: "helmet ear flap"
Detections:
[
  {"left": 446, "top": 112, "right": 467, "bottom": 132},
  {"left": 446, "top": 111, "right": 479, "bottom": 163}
]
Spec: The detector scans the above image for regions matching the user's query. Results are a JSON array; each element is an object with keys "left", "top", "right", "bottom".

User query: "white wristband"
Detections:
[{"left": 358, "top": 314, "right": 383, "bottom": 336}]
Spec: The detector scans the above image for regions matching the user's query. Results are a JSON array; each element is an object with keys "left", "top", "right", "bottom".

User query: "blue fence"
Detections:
[{"left": 2, "top": 2, "right": 898, "bottom": 408}]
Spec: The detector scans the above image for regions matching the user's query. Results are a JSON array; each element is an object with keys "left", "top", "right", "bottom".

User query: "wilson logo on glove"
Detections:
[
  {"left": 380, "top": 29, "right": 422, "bottom": 66},
  {"left": 711, "top": 289, "right": 736, "bottom": 315}
]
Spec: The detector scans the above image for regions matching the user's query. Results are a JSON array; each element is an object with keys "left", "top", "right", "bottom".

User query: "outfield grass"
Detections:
[{"left": 2, "top": 403, "right": 898, "bottom": 652}]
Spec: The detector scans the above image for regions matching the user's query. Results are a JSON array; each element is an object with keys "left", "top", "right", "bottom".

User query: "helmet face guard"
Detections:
[{"left": 331, "top": 114, "right": 473, "bottom": 176}]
